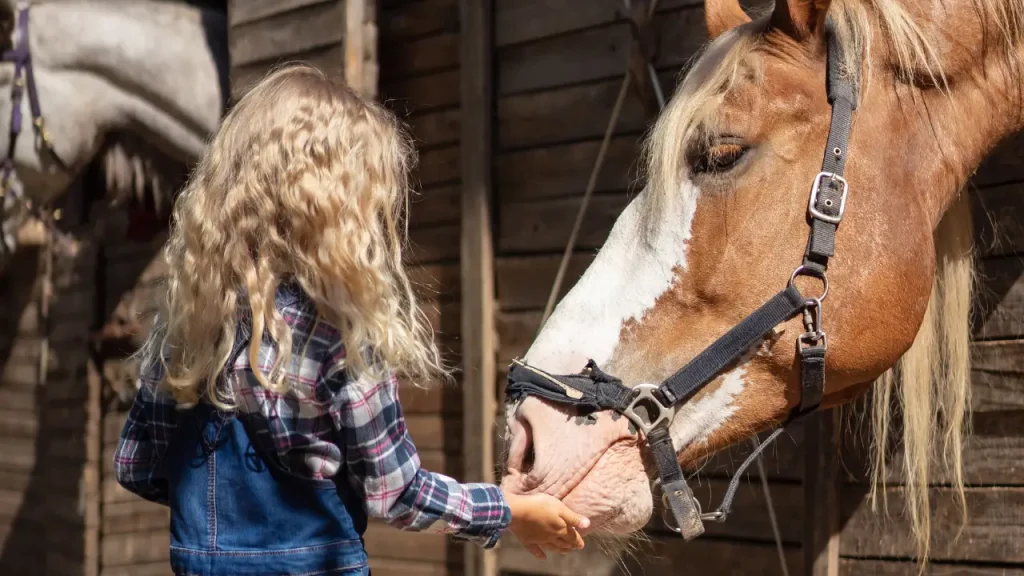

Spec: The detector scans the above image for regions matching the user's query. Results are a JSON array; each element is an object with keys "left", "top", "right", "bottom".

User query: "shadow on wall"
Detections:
[
  {"left": 0, "top": 148, "right": 106, "bottom": 572},
  {"left": 0, "top": 247, "right": 49, "bottom": 574}
]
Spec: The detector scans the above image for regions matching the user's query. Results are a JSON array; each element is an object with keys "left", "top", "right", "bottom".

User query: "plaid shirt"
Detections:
[{"left": 113, "top": 282, "right": 511, "bottom": 548}]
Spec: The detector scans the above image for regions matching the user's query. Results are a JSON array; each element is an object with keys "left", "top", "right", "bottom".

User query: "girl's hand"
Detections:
[{"left": 503, "top": 491, "right": 590, "bottom": 558}]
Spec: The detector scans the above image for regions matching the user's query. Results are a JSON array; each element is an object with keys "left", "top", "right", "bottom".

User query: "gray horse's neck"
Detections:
[{"left": 30, "top": 1, "right": 228, "bottom": 155}]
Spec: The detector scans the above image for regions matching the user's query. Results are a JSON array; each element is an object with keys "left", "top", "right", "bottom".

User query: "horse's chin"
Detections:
[{"left": 560, "top": 440, "right": 654, "bottom": 534}]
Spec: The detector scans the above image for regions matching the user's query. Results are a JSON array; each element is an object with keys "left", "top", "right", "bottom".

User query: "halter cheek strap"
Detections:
[
  {"left": 0, "top": 3, "right": 72, "bottom": 254},
  {"left": 505, "top": 18, "right": 858, "bottom": 541}
]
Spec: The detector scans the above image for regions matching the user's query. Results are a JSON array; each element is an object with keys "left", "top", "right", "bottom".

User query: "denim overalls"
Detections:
[{"left": 163, "top": 341, "right": 370, "bottom": 575}]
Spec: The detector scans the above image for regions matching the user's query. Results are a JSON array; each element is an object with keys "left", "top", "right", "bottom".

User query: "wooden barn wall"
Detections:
[
  {"left": 0, "top": 178, "right": 108, "bottom": 576},
  {"left": 228, "top": 0, "right": 349, "bottom": 99},
  {"left": 0, "top": 249, "right": 51, "bottom": 575},
  {"left": 376, "top": 0, "right": 465, "bottom": 575},
  {"left": 98, "top": 230, "right": 175, "bottom": 576},
  {"left": 0, "top": 247, "right": 99, "bottom": 576},
  {"left": 481, "top": 1, "right": 1024, "bottom": 576}
]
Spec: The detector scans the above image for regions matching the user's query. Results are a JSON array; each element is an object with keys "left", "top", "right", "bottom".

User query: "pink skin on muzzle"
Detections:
[{"left": 500, "top": 396, "right": 654, "bottom": 534}]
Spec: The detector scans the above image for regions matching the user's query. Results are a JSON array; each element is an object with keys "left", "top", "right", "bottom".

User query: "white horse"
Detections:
[{"left": 0, "top": 0, "right": 226, "bottom": 260}]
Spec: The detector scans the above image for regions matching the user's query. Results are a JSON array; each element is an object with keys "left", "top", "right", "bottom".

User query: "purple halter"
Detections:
[{"left": 0, "top": 3, "right": 70, "bottom": 250}]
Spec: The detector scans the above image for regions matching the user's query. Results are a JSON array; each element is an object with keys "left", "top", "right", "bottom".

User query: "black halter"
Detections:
[{"left": 505, "top": 20, "right": 857, "bottom": 541}]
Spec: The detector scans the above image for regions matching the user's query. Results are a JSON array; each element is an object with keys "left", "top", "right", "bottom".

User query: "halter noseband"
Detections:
[{"left": 505, "top": 19, "right": 858, "bottom": 541}]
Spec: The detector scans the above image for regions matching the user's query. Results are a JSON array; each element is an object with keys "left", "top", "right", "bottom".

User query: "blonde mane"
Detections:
[{"left": 641, "top": 0, "right": 1023, "bottom": 564}]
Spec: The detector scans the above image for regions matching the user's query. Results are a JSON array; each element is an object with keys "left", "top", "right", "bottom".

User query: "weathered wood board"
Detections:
[{"left": 228, "top": 0, "right": 347, "bottom": 99}]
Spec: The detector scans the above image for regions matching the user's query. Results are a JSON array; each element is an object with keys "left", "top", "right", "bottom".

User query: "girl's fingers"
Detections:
[
  {"left": 557, "top": 505, "right": 591, "bottom": 530},
  {"left": 527, "top": 544, "right": 546, "bottom": 559},
  {"left": 555, "top": 526, "right": 585, "bottom": 549}
]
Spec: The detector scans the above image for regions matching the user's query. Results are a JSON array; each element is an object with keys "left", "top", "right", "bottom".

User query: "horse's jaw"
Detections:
[{"left": 0, "top": 1, "right": 226, "bottom": 233}]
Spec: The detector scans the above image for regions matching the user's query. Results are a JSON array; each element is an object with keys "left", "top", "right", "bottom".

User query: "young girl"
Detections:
[{"left": 113, "top": 64, "right": 588, "bottom": 576}]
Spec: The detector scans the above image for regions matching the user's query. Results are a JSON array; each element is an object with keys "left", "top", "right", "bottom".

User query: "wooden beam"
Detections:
[
  {"left": 363, "top": 0, "right": 379, "bottom": 98},
  {"left": 803, "top": 407, "right": 841, "bottom": 576},
  {"left": 460, "top": 0, "right": 497, "bottom": 574},
  {"left": 345, "top": 0, "right": 367, "bottom": 96},
  {"left": 86, "top": 355, "right": 102, "bottom": 576}
]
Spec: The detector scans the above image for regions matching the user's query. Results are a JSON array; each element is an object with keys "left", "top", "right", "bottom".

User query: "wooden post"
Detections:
[
  {"left": 803, "top": 407, "right": 842, "bottom": 576},
  {"left": 85, "top": 354, "right": 103, "bottom": 576},
  {"left": 626, "top": 0, "right": 660, "bottom": 118},
  {"left": 345, "top": 0, "right": 378, "bottom": 98},
  {"left": 460, "top": 0, "right": 497, "bottom": 574},
  {"left": 344, "top": 0, "right": 364, "bottom": 94}
]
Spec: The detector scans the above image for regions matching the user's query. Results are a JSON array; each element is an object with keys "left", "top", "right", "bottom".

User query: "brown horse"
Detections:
[{"left": 500, "top": 0, "right": 1022, "bottom": 560}]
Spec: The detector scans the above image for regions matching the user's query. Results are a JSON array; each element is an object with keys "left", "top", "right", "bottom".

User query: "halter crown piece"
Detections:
[{"left": 506, "top": 18, "right": 858, "bottom": 540}]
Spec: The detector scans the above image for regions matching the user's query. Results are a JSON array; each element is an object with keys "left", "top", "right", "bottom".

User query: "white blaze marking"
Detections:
[
  {"left": 669, "top": 343, "right": 768, "bottom": 450},
  {"left": 521, "top": 30, "right": 754, "bottom": 453},
  {"left": 670, "top": 365, "right": 748, "bottom": 450},
  {"left": 524, "top": 178, "right": 754, "bottom": 452},
  {"left": 525, "top": 180, "right": 700, "bottom": 374}
]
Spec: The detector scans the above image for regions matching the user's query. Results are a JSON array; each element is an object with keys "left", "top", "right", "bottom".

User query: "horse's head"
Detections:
[{"left": 501, "top": 0, "right": 1022, "bottom": 541}]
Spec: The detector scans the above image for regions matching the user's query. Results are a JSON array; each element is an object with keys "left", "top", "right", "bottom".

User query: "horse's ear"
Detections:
[
  {"left": 705, "top": 0, "right": 752, "bottom": 40},
  {"left": 770, "top": 0, "right": 832, "bottom": 42}
]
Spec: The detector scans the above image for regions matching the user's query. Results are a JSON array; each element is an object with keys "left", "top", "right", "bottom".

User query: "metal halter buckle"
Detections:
[
  {"left": 808, "top": 171, "right": 848, "bottom": 224},
  {"left": 622, "top": 383, "right": 673, "bottom": 438},
  {"left": 653, "top": 479, "right": 725, "bottom": 534}
]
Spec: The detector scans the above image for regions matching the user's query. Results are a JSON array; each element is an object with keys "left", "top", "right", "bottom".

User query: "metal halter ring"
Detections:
[
  {"left": 653, "top": 479, "right": 687, "bottom": 534},
  {"left": 662, "top": 492, "right": 689, "bottom": 533},
  {"left": 789, "top": 265, "right": 829, "bottom": 301},
  {"left": 622, "top": 383, "right": 673, "bottom": 438}
]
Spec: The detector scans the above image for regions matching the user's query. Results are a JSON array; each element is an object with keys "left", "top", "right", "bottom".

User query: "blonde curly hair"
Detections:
[{"left": 145, "top": 64, "right": 445, "bottom": 407}]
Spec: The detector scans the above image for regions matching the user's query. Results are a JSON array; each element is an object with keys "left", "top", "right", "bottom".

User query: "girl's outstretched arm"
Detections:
[{"left": 320, "top": 350, "right": 511, "bottom": 548}]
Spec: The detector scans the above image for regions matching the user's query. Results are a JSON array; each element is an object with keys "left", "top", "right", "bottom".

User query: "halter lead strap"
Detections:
[{"left": 505, "top": 19, "right": 857, "bottom": 542}]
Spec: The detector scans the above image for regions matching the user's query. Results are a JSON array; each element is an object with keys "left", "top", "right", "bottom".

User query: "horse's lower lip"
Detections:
[{"left": 559, "top": 436, "right": 638, "bottom": 501}]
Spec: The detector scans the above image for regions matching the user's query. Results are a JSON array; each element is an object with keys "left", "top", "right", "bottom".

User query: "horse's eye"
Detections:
[{"left": 692, "top": 142, "right": 747, "bottom": 175}]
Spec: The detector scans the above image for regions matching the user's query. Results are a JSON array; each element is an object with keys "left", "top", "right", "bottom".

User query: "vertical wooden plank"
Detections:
[
  {"left": 38, "top": 240, "right": 52, "bottom": 393},
  {"left": 346, "top": 0, "right": 379, "bottom": 98},
  {"left": 85, "top": 355, "right": 102, "bottom": 576},
  {"left": 345, "top": 0, "right": 367, "bottom": 95},
  {"left": 461, "top": 0, "right": 497, "bottom": 574},
  {"left": 804, "top": 408, "right": 841, "bottom": 576},
  {"left": 363, "top": 0, "right": 379, "bottom": 98}
]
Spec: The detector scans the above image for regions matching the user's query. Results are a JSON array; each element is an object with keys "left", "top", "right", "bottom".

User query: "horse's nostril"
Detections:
[{"left": 506, "top": 412, "right": 535, "bottom": 475}]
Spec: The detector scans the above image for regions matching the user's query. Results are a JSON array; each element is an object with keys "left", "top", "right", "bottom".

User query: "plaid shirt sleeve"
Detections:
[
  {"left": 112, "top": 353, "right": 178, "bottom": 506},
  {"left": 321, "top": 352, "right": 512, "bottom": 549}
]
